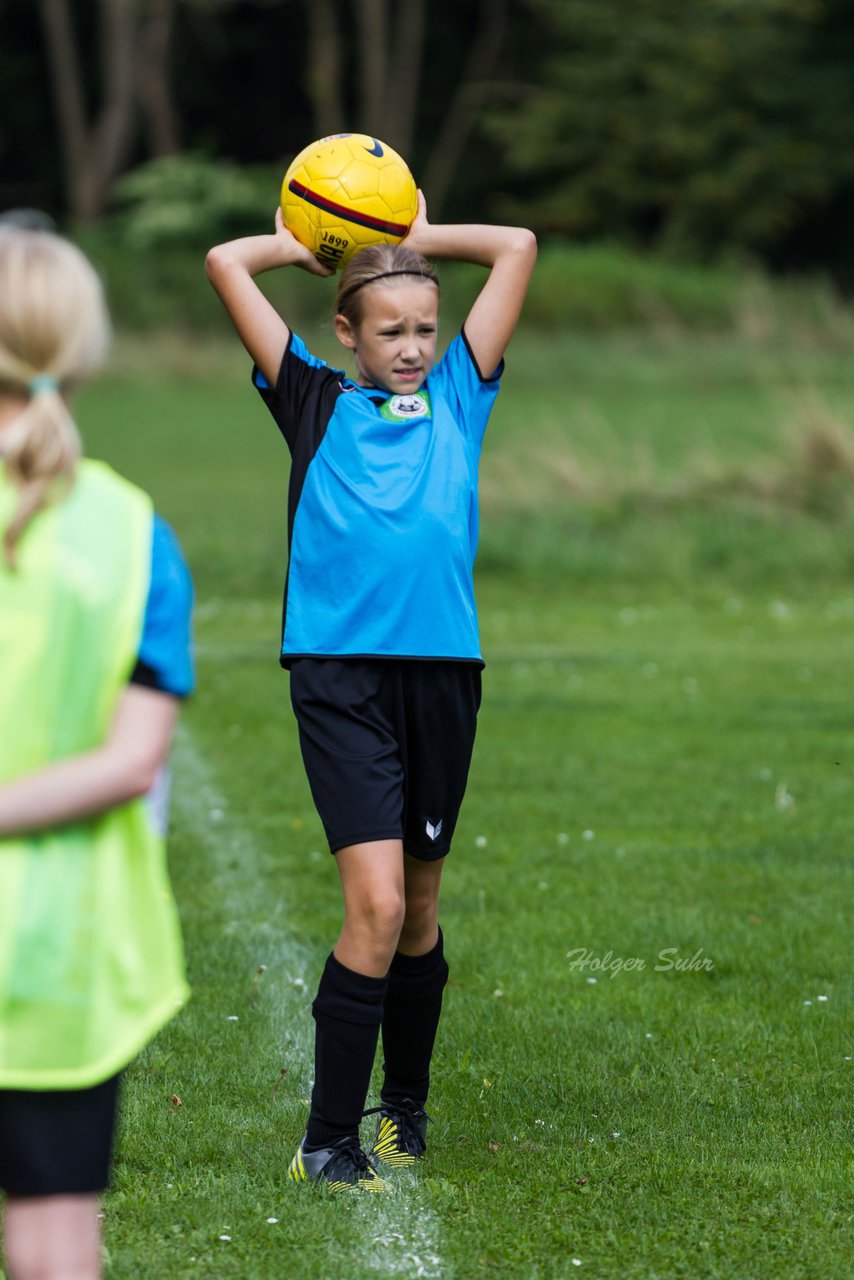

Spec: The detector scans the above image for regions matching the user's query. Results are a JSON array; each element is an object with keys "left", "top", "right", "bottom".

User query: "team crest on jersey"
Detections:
[{"left": 381, "top": 392, "right": 431, "bottom": 422}]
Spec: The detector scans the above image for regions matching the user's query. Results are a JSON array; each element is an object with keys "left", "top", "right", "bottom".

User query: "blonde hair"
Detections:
[
  {"left": 0, "top": 228, "right": 110, "bottom": 568},
  {"left": 336, "top": 244, "right": 439, "bottom": 326}
]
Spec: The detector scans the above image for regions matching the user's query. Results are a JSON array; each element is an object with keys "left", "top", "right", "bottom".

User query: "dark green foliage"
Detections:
[
  {"left": 485, "top": 0, "right": 854, "bottom": 272},
  {"left": 3, "top": 0, "right": 854, "bottom": 274}
]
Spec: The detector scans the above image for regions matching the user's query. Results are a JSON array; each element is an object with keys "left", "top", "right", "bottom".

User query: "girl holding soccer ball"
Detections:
[{"left": 206, "top": 187, "right": 536, "bottom": 1190}]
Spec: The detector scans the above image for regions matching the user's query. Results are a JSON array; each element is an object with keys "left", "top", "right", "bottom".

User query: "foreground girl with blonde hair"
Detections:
[{"left": 0, "top": 225, "right": 194, "bottom": 1280}]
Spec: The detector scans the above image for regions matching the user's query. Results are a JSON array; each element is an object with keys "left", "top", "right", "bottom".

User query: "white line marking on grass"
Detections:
[
  {"left": 358, "top": 1195, "right": 445, "bottom": 1277},
  {"left": 172, "top": 723, "right": 316, "bottom": 1079},
  {"left": 172, "top": 723, "right": 449, "bottom": 1279}
]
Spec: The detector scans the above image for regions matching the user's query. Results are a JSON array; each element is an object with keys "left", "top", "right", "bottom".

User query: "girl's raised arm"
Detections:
[
  {"left": 404, "top": 193, "right": 537, "bottom": 378},
  {"left": 205, "top": 209, "right": 332, "bottom": 386}
]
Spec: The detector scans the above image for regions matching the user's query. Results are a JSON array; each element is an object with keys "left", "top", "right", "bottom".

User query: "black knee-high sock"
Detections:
[
  {"left": 380, "top": 926, "right": 449, "bottom": 1109},
  {"left": 305, "top": 952, "right": 388, "bottom": 1149}
]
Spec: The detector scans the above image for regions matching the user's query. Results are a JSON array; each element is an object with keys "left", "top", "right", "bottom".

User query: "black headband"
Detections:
[{"left": 338, "top": 268, "right": 438, "bottom": 307}]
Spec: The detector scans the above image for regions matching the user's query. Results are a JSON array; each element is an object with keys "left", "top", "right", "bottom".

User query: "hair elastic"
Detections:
[
  {"left": 28, "top": 374, "right": 60, "bottom": 394},
  {"left": 338, "top": 269, "right": 438, "bottom": 306}
]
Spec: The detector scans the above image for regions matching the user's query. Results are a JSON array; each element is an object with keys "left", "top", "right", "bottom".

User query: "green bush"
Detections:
[{"left": 69, "top": 155, "right": 854, "bottom": 341}]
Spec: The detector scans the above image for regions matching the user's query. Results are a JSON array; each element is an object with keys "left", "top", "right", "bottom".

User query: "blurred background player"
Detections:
[
  {"left": 206, "top": 192, "right": 535, "bottom": 1189},
  {"left": 0, "top": 225, "right": 193, "bottom": 1279}
]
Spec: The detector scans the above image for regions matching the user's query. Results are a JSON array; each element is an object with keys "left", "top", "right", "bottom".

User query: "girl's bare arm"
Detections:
[
  {"left": 0, "top": 686, "right": 179, "bottom": 836},
  {"left": 404, "top": 193, "right": 537, "bottom": 377},
  {"left": 205, "top": 210, "right": 332, "bottom": 386}
]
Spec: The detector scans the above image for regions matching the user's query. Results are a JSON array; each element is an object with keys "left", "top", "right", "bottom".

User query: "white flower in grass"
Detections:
[
  {"left": 494, "top": 988, "right": 504, "bottom": 998},
  {"left": 293, "top": 978, "right": 306, "bottom": 989},
  {"left": 803, "top": 1000, "right": 812, "bottom": 1006},
  {"left": 572, "top": 1261, "right": 582, "bottom": 1268},
  {"left": 586, "top": 977, "right": 597, "bottom": 985},
  {"left": 475, "top": 835, "right": 488, "bottom": 847},
  {"left": 582, "top": 829, "right": 595, "bottom": 841},
  {"left": 218, "top": 1234, "right": 231, "bottom": 1242},
  {"left": 266, "top": 1217, "right": 279, "bottom": 1224},
  {"left": 227, "top": 1015, "right": 239, "bottom": 1021},
  {"left": 817, "top": 995, "right": 828, "bottom": 1002},
  {"left": 645, "top": 1032, "right": 653, "bottom": 1039}
]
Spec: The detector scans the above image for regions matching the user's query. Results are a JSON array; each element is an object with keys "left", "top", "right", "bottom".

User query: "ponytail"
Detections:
[
  {"left": 2, "top": 386, "right": 81, "bottom": 569},
  {"left": 0, "top": 228, "right": 109, "bottom": 569}
]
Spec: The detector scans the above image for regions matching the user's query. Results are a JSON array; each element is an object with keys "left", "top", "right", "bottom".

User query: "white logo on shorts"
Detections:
[{"left": 425, "top": 818, "right": 444, "bottom": 841}]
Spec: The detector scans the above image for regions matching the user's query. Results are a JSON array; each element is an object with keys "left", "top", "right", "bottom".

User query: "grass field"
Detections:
[{"left": 36, "top": 324, "right": 854, "bottom": 1277}]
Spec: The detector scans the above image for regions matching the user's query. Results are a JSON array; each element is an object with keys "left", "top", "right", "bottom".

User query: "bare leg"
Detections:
[
  {"left": 4, "top": 1194, "right": 101, "bottom": 1280},
  {"left": 333, "top": 838, "right": 406, "bottom": 976},
  {"left": 397, "top": 852, "right": 445, "bottom": 955}
]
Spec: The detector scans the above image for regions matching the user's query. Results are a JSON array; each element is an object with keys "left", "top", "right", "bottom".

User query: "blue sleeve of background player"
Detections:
[
  {"left": 429, "top": 328, "right": 504, "bottom": 451},
  {"left": 130, "top": 514, "right": 195, "bottom": 698}
]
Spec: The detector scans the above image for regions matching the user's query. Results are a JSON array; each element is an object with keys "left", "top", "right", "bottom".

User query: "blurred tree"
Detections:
[
  {"left": 38, "top": 0, "right": 137, "bottom": 220},
  {"left": 483, "top": 0, "right": 854, "bottom": 267},
  {"left": 5, "top": 0, "right": 852, "bottom": 273},
  {"left": 139, "top": 0, "right": 180, "bottom": 157},
  {"left": 304, "top": 0, "right": 345, "bottom": 137},
  {"left": 37, "top": 0, "right": 180, "bottom": 220},
  {"left": 421, "top": 0, "right": 508, "bottom": 215},
  {"left": 300, "top": 0, "right": 507, "bottom": 215}
]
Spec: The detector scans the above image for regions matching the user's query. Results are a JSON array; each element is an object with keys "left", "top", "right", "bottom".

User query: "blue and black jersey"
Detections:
[{"left": 253, "top": 330, "right": 502, "bottom": 667}]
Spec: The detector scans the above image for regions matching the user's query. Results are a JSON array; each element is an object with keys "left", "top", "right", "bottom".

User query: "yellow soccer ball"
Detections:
[{"left": 280, "top": 134, "right": 418, "bottom": 271}]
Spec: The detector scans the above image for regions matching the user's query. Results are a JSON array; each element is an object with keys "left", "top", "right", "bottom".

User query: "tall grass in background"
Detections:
[{"left": 77, "top": 225, "right": 854, "bottom": 600}]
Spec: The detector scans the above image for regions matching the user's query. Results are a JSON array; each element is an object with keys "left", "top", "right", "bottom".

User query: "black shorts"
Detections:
[
  {"left": 289, "top": 658, "right": 482, "bottom": 860},
  {"left": 0, "top": 1074, "right": 121, "bottom": 1197}
]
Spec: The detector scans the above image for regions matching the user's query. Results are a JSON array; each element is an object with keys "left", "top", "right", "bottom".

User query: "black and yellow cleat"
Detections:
[
  {"left": 288, "top": 1135, "right": 386, "bottom": 1191},
  {"left": 365, "top": 1098, "right": 431, "bottom": 1167}
]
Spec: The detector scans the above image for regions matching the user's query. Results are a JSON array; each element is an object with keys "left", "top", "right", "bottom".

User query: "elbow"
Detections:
[
  {"left": 127, "top": 757, "right": 161, "bottom": 801},
  {"left": 205, "top": 245, "right": 224, "bottom": 282},
  {"left": 517, "top": 227, "right": 538, "bottom": 263},
  {"left": 110, "top": 750, "right": 163, "bottom": 804},
  {"left": 205, "top": 243, "right": 236, "bottom": 284}
]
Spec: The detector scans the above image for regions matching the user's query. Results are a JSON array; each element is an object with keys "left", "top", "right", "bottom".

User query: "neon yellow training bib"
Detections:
[{"left": 0, "top": 460, "right": 189, "bottom": 1089}]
